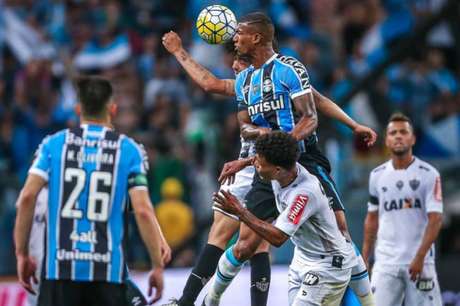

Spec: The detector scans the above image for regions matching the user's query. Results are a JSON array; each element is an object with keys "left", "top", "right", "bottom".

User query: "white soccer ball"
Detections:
[{"left": 196, "top": 5, "right": 237, "bottom": 44}]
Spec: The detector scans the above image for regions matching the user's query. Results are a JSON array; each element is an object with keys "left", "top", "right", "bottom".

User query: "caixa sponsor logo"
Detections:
[
  {"left": 384, "top": 198, "right": 422, "bottom": 211},
  {"left": 302, "top": 272, "right": 319, "bottom": 286},
  {"left": 248, "top": 96, "right": 286, "bottom": 116}
]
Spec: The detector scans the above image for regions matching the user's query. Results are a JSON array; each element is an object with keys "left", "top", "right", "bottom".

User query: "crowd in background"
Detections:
[{"left": 0, "top": 0, "right": 459, "bottom": 273}]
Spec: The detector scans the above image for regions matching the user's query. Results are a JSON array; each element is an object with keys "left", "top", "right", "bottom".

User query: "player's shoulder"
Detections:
[
  {"left": 120, "top": 134, "right": 147, "bottom": 157},
  {"left": 42, "top": 129, "right": 68, "bottom": 146},
  {"left": 274, "top": 54, "right": 306, "bottom": 69},
  {"left": 370, "top": 160, "right": 391, "bottom": 175},
  {"left": 414, "top": 157, "right": 440, "bottom": 176},
  {"left": 369, "top": 160, "right": 391, "bottom": 182}
]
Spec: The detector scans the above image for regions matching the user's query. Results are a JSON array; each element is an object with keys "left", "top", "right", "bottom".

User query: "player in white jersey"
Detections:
[
  {"left": 213, "top": 131, "right": 357, "bottom": 306},
  {"left": 362, "top": 113, "right": 443, "bottom": 306}
]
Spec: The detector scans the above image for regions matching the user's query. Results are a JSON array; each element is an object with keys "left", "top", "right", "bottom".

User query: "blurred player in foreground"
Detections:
[
  {"left": 14, "top": 76, "right": 168, "bottom": 305},
  {"left": 23, "top": 185, "right": 170, "bottom": 306},
  {"left": 214, "top": 131, "right": 357, "bottom": 305},
  {"left": 362, "top": 113, "right": 443, "bottom": 306},
  {"left": 162, "top": 27, "right": 376, "bottom": 306}
]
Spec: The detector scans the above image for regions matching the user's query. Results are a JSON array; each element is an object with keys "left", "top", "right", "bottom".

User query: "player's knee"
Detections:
[
  {"left": 233, "top": 240, "right": 257, "bottom": 261},
  {"left": 255, "top": 239, "right": 270, "bottom": 254}
]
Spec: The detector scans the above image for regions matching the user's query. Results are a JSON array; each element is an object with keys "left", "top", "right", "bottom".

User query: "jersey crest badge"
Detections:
[{"left": 409, "top": 179, "right": 420, "bottom": 191}]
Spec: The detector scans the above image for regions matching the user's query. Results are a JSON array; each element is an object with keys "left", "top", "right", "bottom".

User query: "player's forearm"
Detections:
[
  {"left": 236, "top": 208, "right": 287, "bottom": 247},
  {"left": 240, "top": 124, "right": 265, "bottom": 140},
  {"left": 415, "top": 213, "right": 442, "bottom": 260},
  {"left": 362, "top": 213, "right": 378, "bottom": 262},
  {"left": 313, "top": 88, "right": 358, "bottom": 130},
  {"left": 134, "top": 208, "right": 164, "bottom": 268},
  {"left": 14, "top": 193, "right": 36, "bottom": 256},
  {"left": 173, "top": 48, "right": 228, "bottom": 95},
  {"left": 290, "top": 115, "right": 318, "bottom": 141}
]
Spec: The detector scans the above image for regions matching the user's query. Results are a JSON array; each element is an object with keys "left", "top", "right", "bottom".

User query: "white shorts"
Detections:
[
  {"left": 212, "top": 166, "right": 255, "bottom": 220},
  {"left": 288, "top": 265, "right": 351, "bottom": 306},
  {"left": 371, "top": 263, "right": 442, "bottom": 306}
]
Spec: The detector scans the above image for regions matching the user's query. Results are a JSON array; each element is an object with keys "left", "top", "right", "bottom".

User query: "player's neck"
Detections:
[
  {"left": 251, "top": 46, "right": 275, "bottom": 69},
  {"left": 81, "top": 117, "right": 112, "bottom": 128},
  {"left": 392, "top": 153, "right": 414, "bottom": 169},
  {"left": 278, "top": 168, "right": 298, "bottom": 188}
]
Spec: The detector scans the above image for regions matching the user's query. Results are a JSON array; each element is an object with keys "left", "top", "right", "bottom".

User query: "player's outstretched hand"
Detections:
[
  {"left": 213, "top": 190, "right": 242, "bottom": 216},
  {"left": 162, "top": 31, "right": 183, "bottom": 55},
  {"left": 17, "top": 254, "right": 38, "bottom": 295},
  {"left": 409, "top": 255, "right": 424, "bottom": 281},
  {"left": 353, "top": 124, "right": 377, "bottom": 147},
  {"left": 218, "top": 159, "right": 249, "bottom": 185},
  {"left": 148, "top": 267, "right": 164, "bottom": 304}
]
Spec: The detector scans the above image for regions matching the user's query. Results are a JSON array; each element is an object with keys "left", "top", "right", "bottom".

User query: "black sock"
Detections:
[
  {"left": 179, "top": 244, "right": 224, "bottom": 306},
  {"left": 250, "top": 252, "right": 271, "bottom": 306}
]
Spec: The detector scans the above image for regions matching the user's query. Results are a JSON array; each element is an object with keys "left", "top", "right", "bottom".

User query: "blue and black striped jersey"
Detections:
[
  {"left": 29, "top": 124, "right": 149, "bottom": 283},
  {"left": 235, "top": 53, "right": 330, "bottom": 171}
]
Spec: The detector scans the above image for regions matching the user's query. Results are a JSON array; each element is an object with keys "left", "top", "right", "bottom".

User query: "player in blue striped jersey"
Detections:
[
  {"left": 162, "top": 19, "right": 376, "bottom": 306},
  {"left": 14, "top": 76, "right": 168, "bottom": 306}
]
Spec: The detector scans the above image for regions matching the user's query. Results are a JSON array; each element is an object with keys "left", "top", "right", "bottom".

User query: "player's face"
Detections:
[
  {"left": 254, "top": 154, "right": 279, "bottom": 181},
  {"left": 232, "top": 58, "right": 250, "bottom": 74},
  {"left": 385, "top": 121, "right": 416, "bottom": 156},
  {"left": 233, "top": 23, "right": 256, "bottom": 56}
]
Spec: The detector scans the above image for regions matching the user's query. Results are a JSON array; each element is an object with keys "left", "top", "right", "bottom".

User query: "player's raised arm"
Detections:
[
  {"left": 312, "top": 88, "right": 377, "bottom": 146},
  {"left": 162, "top": 31, "right": 235, "bottom": 96}
]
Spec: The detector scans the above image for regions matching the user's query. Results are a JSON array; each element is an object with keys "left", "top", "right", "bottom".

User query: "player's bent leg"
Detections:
[
  {"left": 204, "top": 223, "right": 264, "bottom": 306},
  {"left": 208, "top": 211, "right": 240, "bottom": 249},
  {"left": 175, "top": 211, "right": 240, "bottom": 306},
  {"left": 403, "top": 264, "right": 442, "bottom": 306},
  {"left": 371, "top": 266, "right": 404, "bottom": 306},
  {"left": 250, "top": 239, "right": 271, "bottom": 306},
  {"left": 292, "top": 268, "right": 351, "bottom": 306}
]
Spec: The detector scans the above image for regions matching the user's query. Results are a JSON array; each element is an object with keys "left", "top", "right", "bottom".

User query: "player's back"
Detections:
[{"left": 30, "top": 123, "right": 148, "bottom": 284}]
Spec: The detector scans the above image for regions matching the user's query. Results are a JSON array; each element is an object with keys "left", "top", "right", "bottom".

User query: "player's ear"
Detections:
[
  {"left": 253, "top": 33, "right": 262, "bottom": 45},
  {"left": 74, "top": 103, "right": 81, "bottom": 116},
  {"left": 108, "top": 102, "right": 117, "bottom": 117}
]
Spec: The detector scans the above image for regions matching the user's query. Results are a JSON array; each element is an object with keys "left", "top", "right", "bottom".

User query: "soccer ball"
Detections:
[{"left": 196, "top": 5, "right": 237, "bottom": 44}]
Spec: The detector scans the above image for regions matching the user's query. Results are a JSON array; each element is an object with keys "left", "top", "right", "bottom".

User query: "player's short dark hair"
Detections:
[
  {"left": 255, "top": 131, "right": 299, "bottom": 169},
  {"left": 240, "top": 12, "right": 274, "bottom": 43},
  {"left": 74, "top": 76, "right": 113, "bottom": 117},
  {"left": 387, "top": 112, "right": 414, "bottom": 132}
]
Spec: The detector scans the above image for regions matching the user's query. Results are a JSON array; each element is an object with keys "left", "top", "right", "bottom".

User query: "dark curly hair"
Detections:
[{"left": 255, "top": 131, "right": 299, "bottom": 169}]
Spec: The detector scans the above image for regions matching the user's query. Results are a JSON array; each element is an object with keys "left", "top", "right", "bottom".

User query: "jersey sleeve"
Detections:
[
  {"left": 275, "top": 190, "right": 317, "bottom": 236},
  {"left": 367, "top": 171, "right": 379, "bottom": 212},
  {"left": 283, "top": 60, "right": 312, "bottom": 99},
  {"left": 127, "top": 140, "right": 149, "bottom": 191},
  {"left": 424, "top": 169, "right": 443, "bottom": 213},
  {"left": 28, "top": 136, "right": 52, "bottom": 181},
  {"left": 235, "top": 70, "right": 248, "bottom": 111}
]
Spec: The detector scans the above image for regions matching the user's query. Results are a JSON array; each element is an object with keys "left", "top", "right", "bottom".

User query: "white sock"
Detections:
[
  {"left": 205, "top": 246, "right": 244, "bottom": 306},
  {"left": 350, "top": 270, "right": 375, "bottom": 306}
]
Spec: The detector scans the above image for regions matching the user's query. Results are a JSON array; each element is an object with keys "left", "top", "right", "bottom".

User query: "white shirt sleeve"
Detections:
[
  {"left": 275, "top": 190, "right": 317, "bottom": 236},
  {"left": 424, "top": 169, "right": 443, "bottom": 213},
  {"left": 367, "top": 171, "right": 379, "bottom": 212}
]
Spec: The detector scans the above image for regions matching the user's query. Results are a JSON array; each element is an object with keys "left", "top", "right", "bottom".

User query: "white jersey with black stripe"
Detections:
[{"left": 367, "top": 157, "right": 443, "bottom": 265}]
